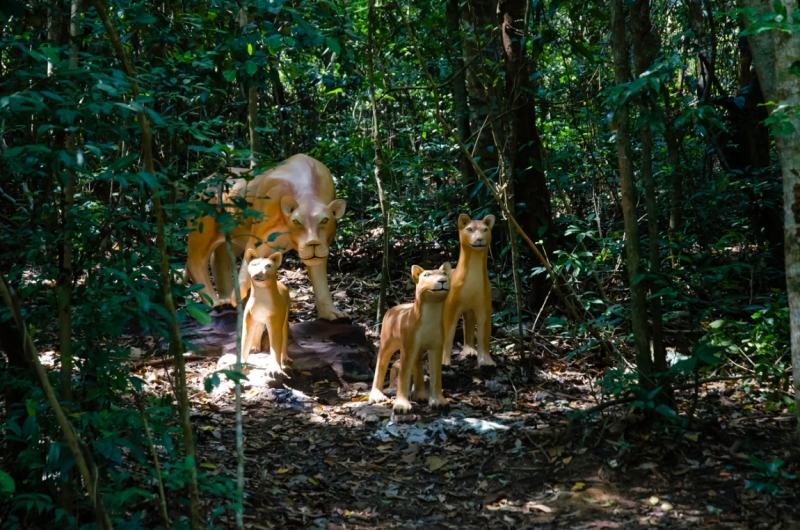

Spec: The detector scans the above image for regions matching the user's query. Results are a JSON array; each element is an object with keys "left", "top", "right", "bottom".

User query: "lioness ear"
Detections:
[
  {"left": 411, "top": 265, "right": 424, "bottom": 284},
  {"left": 244, "top": 248, "right": 259, "bottom": 262},
  {"left": 482, "top": 215, "right": 496, "bottom": 229},
  {"left": 329, "top": 199, "right": 347, "bottom": 220},
  {"left": 440, "top": 262, "right": 452, "bottom": 275},
  {"left": 281, "top": 196, "right": 299, "bottom": 217},
  {"left": 458, "top": 213, "right": 471, "bottom": 229},
  {"left": 268, "top": 252, "right": 283, "bottom": 269}
]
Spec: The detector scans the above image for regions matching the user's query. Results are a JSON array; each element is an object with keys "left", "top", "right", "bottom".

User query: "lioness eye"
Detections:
[
  {"left": 293, "top": 219, "right": 301, "bottom": 227},
  {"left": 320, "top": 218, "right": 329, "bottom": 225},
  {"left": 466, "top": 227, "right": 473, "bottom": 232}
]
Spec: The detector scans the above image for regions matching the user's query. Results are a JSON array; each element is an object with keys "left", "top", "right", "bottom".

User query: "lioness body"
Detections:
[
  {"left": 185, "top": 154, "right": 346, "bottom": 320},
  {"left": 241, "top": 251, "right": 291, "bottom": 372},
  {"left": 442, "top": 214, "right": 496, "bottom": 367},
  {"left": 369, "top": 264, "right": 452, "bottom": 413}
]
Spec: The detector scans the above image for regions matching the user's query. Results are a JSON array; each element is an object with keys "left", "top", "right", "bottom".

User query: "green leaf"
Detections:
[
  {"left": 187, "top": 305, "right": 212, "bottom": 325},
  {"left": 247, "top": 43, "right": 254, "bottom": 56},
  {"left": 0, "top": 470, "right": 15, "bottom": 494},
  {"left": 245, "top": 60, "right": 257, "bottom": 76},
  {"left": 326, "top": 37, "right": 341, "bottom": 56}
]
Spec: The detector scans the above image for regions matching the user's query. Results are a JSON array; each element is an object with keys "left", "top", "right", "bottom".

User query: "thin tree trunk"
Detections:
[
  {"left": 367, "top": 0, "right": 391, "bottom": 321},
  {"left": 630, "top": 0, "right": 669, "bottom": 388},
  {"left": 740, "top": 0, "right": 800, "bottom": 435},
  {"left": 239, "top": 7, "right": 259, "bottom": 168},
  {"left": 446, "top": 0, "right": 475, "bottom": 196},
  {"left": 611, "top": 0, "right": 654, "bottom": 389},
  {"left": 87, "top": 0, "right": 201, "bottom": 523}
]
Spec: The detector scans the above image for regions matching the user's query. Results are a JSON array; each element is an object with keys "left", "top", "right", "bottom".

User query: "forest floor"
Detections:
[{"left": 149, "top": 259, "right": 800, "bottom": 529}]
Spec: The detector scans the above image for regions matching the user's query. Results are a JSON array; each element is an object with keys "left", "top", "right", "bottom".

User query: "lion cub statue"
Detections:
[
  {"left": 240, "top": 249, "right": 291, "bottom": 374},
  {"left": 442, "top": 214, "right": 496, "bottom": 368},
  {"left": 369, "top": 263, "right": 452, "bottom": 414}
]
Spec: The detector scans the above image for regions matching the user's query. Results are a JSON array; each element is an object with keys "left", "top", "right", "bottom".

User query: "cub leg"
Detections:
[
  {"left": 307, "top": 259, "right": 346, "bottom": 320},
  {"left": 441, "top": 304, "right": 461, "bottom": 366},
  {"left": 393, "top": 346, "right": 419, "bottom": 414},
  {"left": 409, "top": 352, "right": 429, "bottom": 402},
  {"left": 241, "top": 313, "right": 264, "bottom": 365},
  {"left": 369, "top": 339, "right": 398, "bottom": 403},
  {"left": 474, "top": 306, "right": 495, "bottom": 367},
  {"left": 427, "top": 346, "right": 449, "bottom": 409},
  {"left": 211, "top": 247, "right": 234, "bottom": 302},
  {"left": 279, "top": 311, "right": 291, "bottom": 366},
  {"left": 264, "top": 315, "right": 285, "bottom": 375},
  {"left": 461, "top": 310, "right": 478, "bottom": 357}
]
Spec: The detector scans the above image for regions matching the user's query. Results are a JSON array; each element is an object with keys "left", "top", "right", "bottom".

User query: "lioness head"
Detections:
[
  {"left": 458, "top": 213, "right": 495, "bottom": 249},
  {"left": 246, "top": 249, "right": 282, "bottom": 284},
  {"left": 411, "top": 262, "right": 452, "bottom": 301},
  {"left": 281, "top": 195, "right": 347, "bottom": 265}
]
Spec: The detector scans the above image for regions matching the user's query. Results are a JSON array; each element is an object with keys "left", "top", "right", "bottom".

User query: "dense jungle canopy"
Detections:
[{"left": 1, "top": 0, "right": 800, "bottom": 527}]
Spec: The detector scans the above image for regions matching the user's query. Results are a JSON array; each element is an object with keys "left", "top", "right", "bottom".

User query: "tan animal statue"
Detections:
[
  {"left": 184, "top": 154, "right": 347, "bottom": 320},
  {"left": 240, "top": 250, "right": 291, "bottom": 373},
  {"left": 442, "top": 214, "right": 496, "bottom": 368},
  {"left": 369, "top": 263, "right": 452, "bottom": 414}
]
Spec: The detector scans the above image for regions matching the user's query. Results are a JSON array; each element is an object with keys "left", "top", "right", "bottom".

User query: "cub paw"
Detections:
[
  {"left": 429, "top": 395, "right": 450, "bottom": 410},
  {"left": 410, "top": 387, "right": 430, "bottom": 402},
  {"left": 392, "top": 398, "right": 413, "bottom": 415},
  {"left": 368, "top": 388, "right": 389, "bottom": 403},
  {"left": 477, "top": 353, "right": 496, "bottom": 367}
]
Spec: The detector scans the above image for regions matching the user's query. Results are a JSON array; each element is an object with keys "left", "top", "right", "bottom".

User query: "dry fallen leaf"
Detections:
[{"left": 426, "top": 455, "right": 447, "bottom": 471}]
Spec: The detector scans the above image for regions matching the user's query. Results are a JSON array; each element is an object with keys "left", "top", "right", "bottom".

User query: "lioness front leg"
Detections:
[
  {"left": 409, "top": 354, "right": 429, "bottom": 402},
  {"left": 369, "top": 341, "right": 397, "bottom": 403},
  {"left": 461, "top": 310, "right": 479, "bottom": 358},
  {"left": 475, "top": 309, "right": 495, "bottom": 367},
  {"left": 426, "top": 348, "right": 449, "bottom": 410},
  {"left": 393, "top": 347, "right": 418, "bottom": 414},
  {"left": 306, "top": 259, "right": 347, "bottom": 320}
]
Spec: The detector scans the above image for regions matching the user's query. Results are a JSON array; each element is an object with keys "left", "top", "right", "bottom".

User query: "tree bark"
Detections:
[{"left": 611, "top": 0, "right": 654, "bottom": 389}]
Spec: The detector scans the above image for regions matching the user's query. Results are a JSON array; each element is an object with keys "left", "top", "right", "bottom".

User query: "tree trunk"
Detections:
[
  {"left": 611, "top": 0, "right": 654, "bottom": 390},
  {"left": 740, "top": 0, "right": 800, "bottom": 435},
  {"left": 367, "top": 0, "right": 391, "bottom": 321},
  {"left": 446, "top": 0, "right": 476, "bottom": 197}
]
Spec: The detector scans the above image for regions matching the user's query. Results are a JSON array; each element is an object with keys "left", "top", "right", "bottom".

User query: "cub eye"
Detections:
[
  {"left": 423, "top": 272, "right": 430, "bottom": 277},
  {"left": 320, "top": 218, "right": 329, "bottom": 225},
  {"left": 293, "top": 219, "right": 302, "bottom": 227},
  {"left": 466, "top": 227, "right": 473, "bottom": 232},
  {"left": 482, "top": 228, "right": 488, "bottom": 232}
]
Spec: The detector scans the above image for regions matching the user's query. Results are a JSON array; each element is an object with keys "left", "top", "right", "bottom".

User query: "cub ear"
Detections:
[
  {"left": 281, "top": 196, "right": 299, "bottom": 217},
  {"left": 329, "top": 199, "right": 347, "bottom": 220},
  {"left": 244, "top": 248, "right": 259, "bottom": 262},
  {"left": 268, "top": 251, "right": 283, "bottom": 269},
  {"left": 411, "top": 265, "right": 424, "bottom": 284},
  {"left": 458, "top": 213, "right": 471, "bottom": 229},
  {"left": 482, "top": 214, "right": 496, "bottom": 229},
  {"left": 439, "top": 262, "right": 452, "bottom": 275}
]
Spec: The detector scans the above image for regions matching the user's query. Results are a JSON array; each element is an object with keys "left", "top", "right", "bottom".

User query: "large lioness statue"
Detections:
[
  {"left": 184, "top": 154, "right": 347, "bottom": 320},
  {"left": 369, "top": 263, "right": 452, "bottom": 414},
  {"left": 442, "top": 213, "right": 496, "bottom": 368}
]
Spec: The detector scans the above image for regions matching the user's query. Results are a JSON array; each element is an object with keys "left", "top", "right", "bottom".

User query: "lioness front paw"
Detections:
[
  {"left": 392, "top": 398, "right": 413, "bottom": 414},
  {"left": 368, "top": 388, "right": 389, "bottom": 403},
  {"left": 461, "top": 345, "right": 478, "bottom": 357},
  {"left": 318, "top": 305, "right": 349, "bottom": 321},
  {"left": 429, "top": 394, "right": 450, "bottom": 410}
]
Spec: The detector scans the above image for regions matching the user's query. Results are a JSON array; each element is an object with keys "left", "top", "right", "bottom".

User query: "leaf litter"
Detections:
[{"left": 134, "top": 262, "right": 800, "bottom": 528}]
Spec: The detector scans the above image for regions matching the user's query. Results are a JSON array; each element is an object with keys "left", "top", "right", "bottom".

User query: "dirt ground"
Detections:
[{"left": 144, "top": 261, "right": 800, "bottom": 529}]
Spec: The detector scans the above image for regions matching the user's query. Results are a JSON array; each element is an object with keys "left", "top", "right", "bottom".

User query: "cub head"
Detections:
[
  {"left": 458, "top": 213, "right": 495, "bottom": 250},
  {"left": 410, "top": 262, "right": 452, "bottom": 301},
  {"left": 281, "top": 195, "right": 347, "bottom": 265},
  {"left": 245, "top": 249, "right": 282, "bottom": 284}
]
